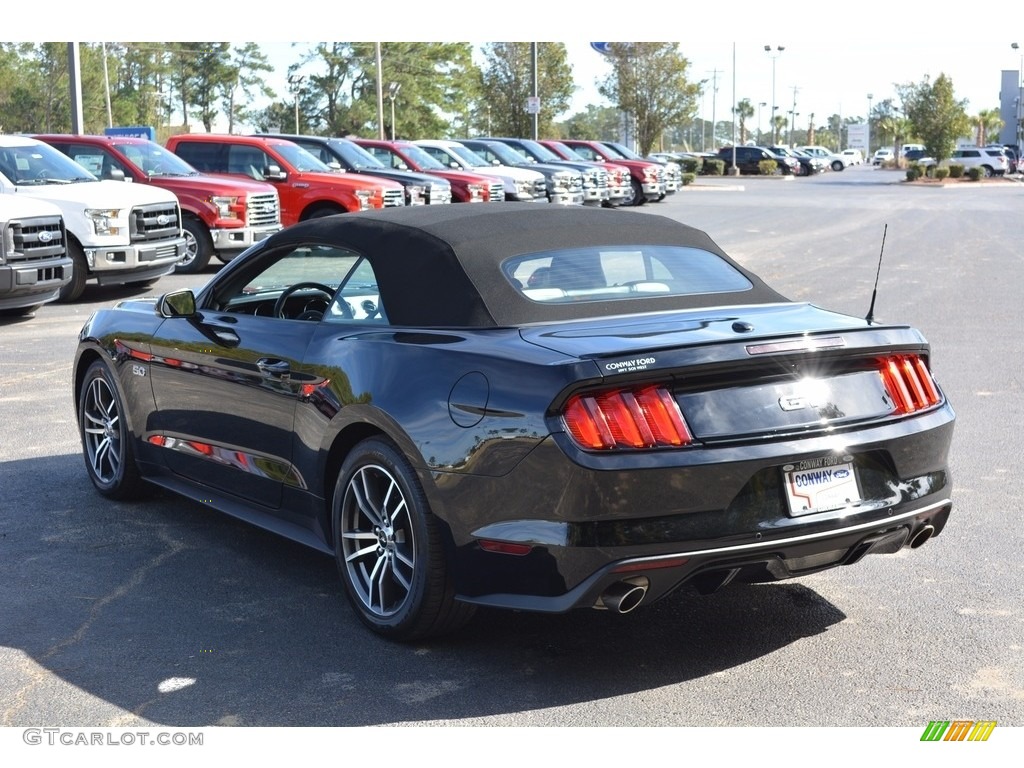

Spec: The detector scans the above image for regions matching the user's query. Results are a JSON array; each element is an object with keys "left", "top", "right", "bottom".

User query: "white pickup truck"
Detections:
[
  {"left": 0, "top": 196, "right": 72, "bottom": 315},
  {"left": 0, "top": 135, "right": 186, "bottom": 301}
]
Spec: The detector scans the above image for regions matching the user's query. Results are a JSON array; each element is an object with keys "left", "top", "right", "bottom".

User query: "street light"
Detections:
[
  {"left": 288, "top": 74, "right": 305, "bottom": 134},
  {"left": 764, "top": 45, "right": 785, "bottom": 144},
  {"left": 758, "top": 101, "right": 767, "bottom": 144},
  {"left": 867, "top": 93, "right": 873, "bottom": 157},
  {"left": 387, "top": 82, "right": 401, "bottom": 141},
  {"left": 1012, "top": 43, "right": 1022, "bottom": 151}
]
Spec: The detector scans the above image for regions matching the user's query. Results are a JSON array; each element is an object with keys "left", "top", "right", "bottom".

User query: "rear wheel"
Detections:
[
  {"left": 78, "top": 359, "right": 148, "bottom": 499},
  {"left": 831, "top": 160, "right": 844, "bottom": 172},
  {"left": 981, "top": 165, "right": 993, "bottom": 178},
  {"left": 176, "top": 218, "right": 213, "bottom": 274},
  {"left": 59, "top": 241, "right": 88, "bottom": 302},
  {"left": 333, "top": 437, "right": 473, "bottom": 641}
]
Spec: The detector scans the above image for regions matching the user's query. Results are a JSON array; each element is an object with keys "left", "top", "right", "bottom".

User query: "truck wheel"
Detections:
[
  {"left": 628, "top": 179, "right": 645, "bottom": 207},
  {"left": 59, "top": 241, "right": 88, "bottom": 302},
  {"left": 304, "top": 204, "right": 346, "bottom": 220},
  {"left": 831, "top": 160, "right": 844, "bottom": 172},
  {"left": 177, "top": 218, "right": 213, "bottom": 274}
]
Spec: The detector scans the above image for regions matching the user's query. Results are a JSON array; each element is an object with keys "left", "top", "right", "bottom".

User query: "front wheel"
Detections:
[
  {"left": 333, "top": 437, "right": 473, "bottom": 641},
  {"left": 177, "top": 218, "right": 213, "bottom": 274},
  {"left": 78, "top": 359, "right": 148, "bottom": 499},
  {"left": 628, "top": 179, "right": 645, "bottom": 207},
  {"left": 831, "top": 160, "right": 844, "bottom": 172},
  {"left": 59, "top": 241, "right": 88, "bottom": 302}
]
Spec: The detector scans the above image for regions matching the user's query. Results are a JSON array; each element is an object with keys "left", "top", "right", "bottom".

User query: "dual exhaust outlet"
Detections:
[{"left": 597, "top": 577, "right": 649, "bottom": 614}]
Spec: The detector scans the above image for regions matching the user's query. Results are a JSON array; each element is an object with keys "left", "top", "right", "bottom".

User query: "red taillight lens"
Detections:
[
  {"left": 562, "top": 385, "right": 693, "bottom": 450},
  {"left": 878, "top": 354, "right": 942, "bottom": 415}
]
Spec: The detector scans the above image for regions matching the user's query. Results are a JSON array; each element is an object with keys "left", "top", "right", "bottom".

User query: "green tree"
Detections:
[
  {"left": 221, "top": 43, "right": 275, "bottom": 134},
  {"left": 478, "top": 42, "right": 574, "bottom": 138},
  {"left": 556, "top": 104, "right": 621, "bottom": 141},
  {"left": 734, "top": 98, "right": 754, "bottom": 144},
  {"left": 899, "top": 74, "right": 971, "bottom": 164},
  {"left": 597, "top": 42, "right": 700, "bottom": 156},
  {"left": 973, "top": 108, "right": 1003, "bottom": 146}
]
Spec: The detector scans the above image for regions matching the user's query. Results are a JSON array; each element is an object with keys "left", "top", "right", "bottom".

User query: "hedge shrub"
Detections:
[
  {"left": 757, "top": 159, "right": 779, "bottom": 175},
  {"left": 947, "top": 164, "right": 964, "bottom": 179},
  {"left": 934, "top": 167, "right": 950, "bottom": 180}
]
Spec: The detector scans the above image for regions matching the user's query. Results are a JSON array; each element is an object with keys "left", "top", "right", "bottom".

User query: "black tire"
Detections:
[
  {"left": 304, "top": 204, "right": 346, "bottom": 220},
  {"left": 59, "top": 240, "right": 88, "bottom": 302},
  {"left": 177, "top": 218, "right": 213, "bottom": 274},
  {"left": 981, "top": 165, "right": 993, "bottom": 178},
  {"left": 831, "top": 160, "right": 844, "bottom": 172},
  {"left": 77, "top": 359, "right": 148, "bottom": 500},
  {"left": 333, "top": 437, "right": 474, "bottom": 641},
  {"left": 628, "top": 178, "right": 645, "bottom": 207}
]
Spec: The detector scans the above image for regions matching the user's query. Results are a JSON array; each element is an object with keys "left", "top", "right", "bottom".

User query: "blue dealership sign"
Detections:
[
  {"left": 590, "top": 42, "right": 612, "bottom": 55},
  {"left": 104, "top": 126, "right": 156, "bottom": 141}
]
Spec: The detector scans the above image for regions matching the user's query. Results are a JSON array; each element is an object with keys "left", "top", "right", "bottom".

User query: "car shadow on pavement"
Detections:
[{"left": 1, "top": 453, "right": 846, "bottom": 728}]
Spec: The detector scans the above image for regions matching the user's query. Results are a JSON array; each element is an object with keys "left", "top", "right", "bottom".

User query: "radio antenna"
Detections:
[{"left": 865, "top": 223, "right": 887, "bottom": 324}]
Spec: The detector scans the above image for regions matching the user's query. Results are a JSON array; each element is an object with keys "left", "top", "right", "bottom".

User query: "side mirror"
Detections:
[
  {"left": 107, "top": 168, "right": 126, "bottom": 182},
  {"left": 327, "top": 161, "right": 343, "bottom": 172},
  {"left": 265, "top": 164, "right": 287, "bottom": 181},
  {"left": 157, "top": 289, "right": 197, "bottom": 318}
]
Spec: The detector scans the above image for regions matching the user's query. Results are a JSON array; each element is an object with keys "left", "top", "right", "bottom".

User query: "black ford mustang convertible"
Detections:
[{"left": 73, "top": 205, "right": 955, "bottom": 640}]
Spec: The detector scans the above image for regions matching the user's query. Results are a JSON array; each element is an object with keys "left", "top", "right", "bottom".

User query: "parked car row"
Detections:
[{"left": 3, "top": 131, "right": 686, "bottom": 315}]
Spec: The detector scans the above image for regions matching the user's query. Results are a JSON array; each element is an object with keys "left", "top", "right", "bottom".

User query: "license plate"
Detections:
[{"left": 784, "top": 460, "right": 861, "bottom": 516}]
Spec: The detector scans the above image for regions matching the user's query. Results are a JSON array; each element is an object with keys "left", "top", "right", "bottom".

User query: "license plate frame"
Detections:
[{"left": 783, "top": 460, "right": 862, "bottom": 517}]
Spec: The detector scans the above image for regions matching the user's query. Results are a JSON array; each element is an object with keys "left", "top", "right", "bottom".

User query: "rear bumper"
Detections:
[{"left": 458, "top": 498, "right": 952, "bottom": 613}]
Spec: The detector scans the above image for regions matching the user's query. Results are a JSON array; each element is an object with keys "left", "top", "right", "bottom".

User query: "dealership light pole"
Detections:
[
  {"left": 867, "top": 93, "right": 873, "bottom": 156},
  {"left": 387, "top": 82, "right": 401, "bottom": 140},
  {"left": 764, "top": 45, "right": 784, "bottom": 144},
  {"left": 758, "top": 101, "right": 767, "bottom": 144},
  {"left": 287, "top": 74, "right": 305, "bottom": 134},
  {"left": 1012, "top": 43, "right": 1022, "bottom": 150}
]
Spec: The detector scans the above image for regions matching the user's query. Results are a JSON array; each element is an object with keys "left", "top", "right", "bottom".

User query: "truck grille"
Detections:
[
  {"left": 383, "top": 188, "right": 405, "bottom": 208},
  {"left": 9, "top": 215, "right": 65, "bottom": 263},
  {"left": 246, "top": 192, "right": 280, "bottom": 226},
  {"left": 532, "top": 179, "right": 547, "bottom": 197},
  {"left": 427, "top": 184, "right": 452, "bottom": 205},
  {"left": 487, "top": 180, "right": 505, "bottom": 202},
  {"left": 130, "top": 202, "right": 182, "bottom": 243}
]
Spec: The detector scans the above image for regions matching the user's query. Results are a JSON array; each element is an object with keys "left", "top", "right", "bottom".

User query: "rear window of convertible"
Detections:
[{"left": 502, "top": 245, "right": 753, "bottom": 304}]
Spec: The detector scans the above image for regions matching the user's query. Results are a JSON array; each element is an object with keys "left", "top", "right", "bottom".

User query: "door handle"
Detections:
[{"left": 257, "top": 358, "right": 291, "bottom": 379}]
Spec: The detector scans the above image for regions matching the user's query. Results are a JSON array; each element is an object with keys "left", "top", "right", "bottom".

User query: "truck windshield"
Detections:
[
  {"left": 401, "top": 146, "right": 445, "bottom": 170},
  {"left": 274, "top": 143, "right": 331, "bottom": 173},
  {"left": 0, "top": 142, "right": 97, "bottom": 185},
  {"left": 116, "top": 141, "right": 198, "bottom": 177},
  {"left": 449, "top": 144, "right": 495, "bottom": 169},
  {"left": 333, "top": 141, "right": 386, "bottom": 170}
]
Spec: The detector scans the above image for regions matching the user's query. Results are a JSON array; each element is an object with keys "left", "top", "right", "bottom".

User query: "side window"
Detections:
[
  {"left": 172, "top": 142, "right": 223, "bottom": 173},
  {"left": 227, "top": 146, "right": 271, "bottom": 180},
  {"left": 213, "top": 243, "right": 386, "bottom": 323},
  {"left": 67, "top": 148, "right": 107, "bottom": 177},
  {"left": 419, "top": 146, "right": 448, "bottom": 166}
]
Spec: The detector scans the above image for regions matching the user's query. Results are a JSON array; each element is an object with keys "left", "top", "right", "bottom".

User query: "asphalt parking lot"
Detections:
[{"left": 2, "top": 165, "right": 1021, "bottom": 740}]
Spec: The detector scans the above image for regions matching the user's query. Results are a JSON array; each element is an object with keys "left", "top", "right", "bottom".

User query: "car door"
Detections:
[{"left": 146, "top": 242, "right": 354, "bottom": 507}]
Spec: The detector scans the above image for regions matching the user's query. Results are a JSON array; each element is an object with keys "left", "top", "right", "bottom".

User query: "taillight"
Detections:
[
  {"left": 562, "top": 384, "right": 693, "bottom": 450},
  {"left": 878, "top": 354, "right": 942, "bottom": 414}
]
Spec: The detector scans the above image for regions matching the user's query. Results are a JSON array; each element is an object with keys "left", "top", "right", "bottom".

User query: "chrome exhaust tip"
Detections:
[
  {"left": 599, "top": 578, "right": 649, "bottom": 614},
  {"left": 910, "top": 524, "right": 936, "bottom": 549}
]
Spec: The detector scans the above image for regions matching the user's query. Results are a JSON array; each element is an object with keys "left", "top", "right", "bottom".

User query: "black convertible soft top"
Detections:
[{"left": 261, "top": 205, "right": 788, "bottom": 327}]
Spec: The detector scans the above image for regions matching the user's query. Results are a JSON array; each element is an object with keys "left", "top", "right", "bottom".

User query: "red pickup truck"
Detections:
[
  {"left": 35, "top": 134, "right": 281, "bottom": 273},
  {"left": 165, "top": 135, "right": 405, "bottom": 229},
  {"left": 545, "top": 139, "right": 665, "bottom": 207}
]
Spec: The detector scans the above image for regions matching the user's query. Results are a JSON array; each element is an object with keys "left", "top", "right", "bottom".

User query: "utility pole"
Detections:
[{"left": 707, "top": 69, "right": 723, "bottom": 148}]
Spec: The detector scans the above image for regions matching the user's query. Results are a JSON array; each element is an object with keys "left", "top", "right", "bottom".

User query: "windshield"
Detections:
[
  {"left": 518, "top": 139, "right": 560, "bottom": 162},
  {"left": 602, "top": 142, "right": 642, "bottom": 161},
  {"left": 449, "top": 144, "right": 492, "bottom": 168},
  {"left": 275, "top": 142, "right": 331, "bottom": 172},
  {"left": 401, "top": 145, "right": 445, "bottom": 170},
  {"left": 115, "top": 140, "right": 198, "bottom": 176},
  {"left": 547, "top": 141, "right": 586, "bottom": 161},
  {"left": 474, "top": 141, "right": 529, "bottom": 165},
  {"left": 0, "top": 142, "right": 97, "bottom": 185},
  {"left": 331, "top": 140, "right": 386, "bottom": 170}
]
